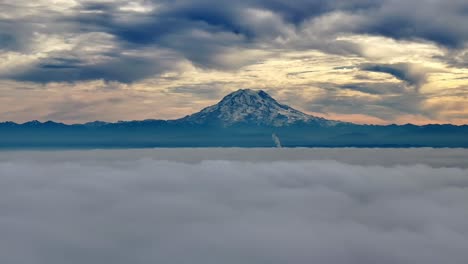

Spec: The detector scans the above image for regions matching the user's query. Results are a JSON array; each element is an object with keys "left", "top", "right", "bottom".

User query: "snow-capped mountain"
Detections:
[{"left": 179, "top": 89, "right": 340, "bottom": 127}]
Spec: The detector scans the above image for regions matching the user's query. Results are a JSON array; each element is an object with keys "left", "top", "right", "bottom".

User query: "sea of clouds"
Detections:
[{"left": 0, "top": 149, "right": 467, "bottom": 264}]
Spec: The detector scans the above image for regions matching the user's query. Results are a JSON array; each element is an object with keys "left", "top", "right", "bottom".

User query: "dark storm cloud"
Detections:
[
  {"left": 0, "top": 149, "right": 468, "bottom": 264},
  {"left": 0, "top": 0, "right": 467, "bottom": 83}
]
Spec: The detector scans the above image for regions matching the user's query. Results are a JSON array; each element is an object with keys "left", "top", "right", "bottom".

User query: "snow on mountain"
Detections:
[{"left": 179, "top": 89, "right": 340, "bottom": 127}]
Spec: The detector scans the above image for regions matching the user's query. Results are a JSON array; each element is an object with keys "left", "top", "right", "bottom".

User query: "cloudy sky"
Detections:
[{"left": 0, "top": 0, "right": 467, "bottom": 124}]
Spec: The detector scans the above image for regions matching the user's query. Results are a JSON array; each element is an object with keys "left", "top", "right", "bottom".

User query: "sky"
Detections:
[
  {"left": 0, "top": 0, "right": 467, "bottom": 124},
  {"left": 1, "top": 149, "right": 468, "bottom": 264}
]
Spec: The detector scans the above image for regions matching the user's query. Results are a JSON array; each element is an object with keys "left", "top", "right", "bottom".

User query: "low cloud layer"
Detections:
[{"left": 0, "top": 149, "right": 467, "bottom": 264}]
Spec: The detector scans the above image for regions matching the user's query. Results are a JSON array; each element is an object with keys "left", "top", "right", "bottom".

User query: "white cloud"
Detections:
[{"left": 0, "top": 149, "right": 467, "bottom": 263}]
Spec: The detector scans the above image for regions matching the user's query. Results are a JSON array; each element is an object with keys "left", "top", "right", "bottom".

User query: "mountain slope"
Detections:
[{"left": 178, "top": 89, "right": 339, "bottom": 127}]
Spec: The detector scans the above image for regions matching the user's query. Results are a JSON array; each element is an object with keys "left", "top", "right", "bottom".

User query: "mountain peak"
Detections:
[
  {"left": 179, "top": 89, "right": 339, "bottom": 127},
  {"left": 23, "top": 120, "right": 42, "bottom": 126},
  {"left": 222, "top": 88, "right": 268, "bottom": 98},
  {"left": 218, "top": 89, "right": 277, "bottom": 107}
]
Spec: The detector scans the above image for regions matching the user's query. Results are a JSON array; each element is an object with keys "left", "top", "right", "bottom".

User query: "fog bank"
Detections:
[
  {"left": 0, "top": 151, "right": 467, "bottom": 263},
  {"left": 1, "top": 148, "right": 468, "bottom": 167}
]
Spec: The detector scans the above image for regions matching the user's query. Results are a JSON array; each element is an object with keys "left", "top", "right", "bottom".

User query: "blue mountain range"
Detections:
[{"left": 1, "top": 89, "right": 467, "bottom": 148}]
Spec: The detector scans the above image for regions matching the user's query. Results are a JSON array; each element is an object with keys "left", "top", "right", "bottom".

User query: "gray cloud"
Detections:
[
  {"left": 0, "top": 149, "right": 468, "bottom": 263},
  {"left": 434, "top": 48, "right": 468, "bottom": 68},
  {"left": 0, "top": 0, "right": 467, "bottom": 83},
  {"left": 340, "top": 82, "right": 408, "bottom": 95},
  {"left": 295, "top": 81, "right": 429, "bottom": 121},
  {"left": 13, "top": 54, "right": 180, "bottom": 83},
  {"left": 358, "top": 0, "right": 468, "bottom": 48},
  {"left": 360, "top": 63, "right": 428, "bottom": 91},
  {"left": 307, "top": 92, "right": 428, "bottom": 121}
]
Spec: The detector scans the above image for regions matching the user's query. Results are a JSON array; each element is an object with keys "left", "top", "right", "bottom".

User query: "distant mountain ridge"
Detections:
[{"left": 1, "top": 89, "right": 467, "bottom": 148}]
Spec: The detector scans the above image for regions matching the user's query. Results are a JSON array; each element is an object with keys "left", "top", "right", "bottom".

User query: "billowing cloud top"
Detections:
[
  {"left": 1, "top": 149, "right": 468, "bottom": 263},
  {"left": 0, "top": 0, "right": 467, "bottom": 124}
]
